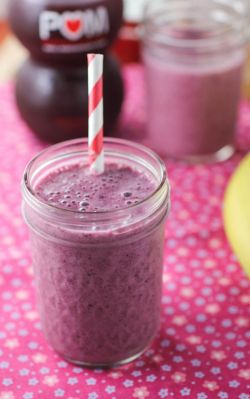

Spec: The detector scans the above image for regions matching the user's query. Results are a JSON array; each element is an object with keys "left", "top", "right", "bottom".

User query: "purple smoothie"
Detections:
[
  {"left": 143, "top": 52, "right": 244, "bottom": 159},
  {"left": 27, "top": 158, "right": 168, "bottom": 366}
]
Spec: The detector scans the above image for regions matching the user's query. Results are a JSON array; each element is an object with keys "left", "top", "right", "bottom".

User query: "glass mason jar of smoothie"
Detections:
[
  {"left": 22, "top": 138, "right": 170, "bottom": 367},
  {"left": 141, "top": 0, "right": 248, "bottom": 162}
]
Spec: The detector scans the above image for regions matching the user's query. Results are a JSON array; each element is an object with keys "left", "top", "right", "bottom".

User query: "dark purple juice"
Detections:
[{"left": 29, "top": 160, "right": 166, "bottom": 366}]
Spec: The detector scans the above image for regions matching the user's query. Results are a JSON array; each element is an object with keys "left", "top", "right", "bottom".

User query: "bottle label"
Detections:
[{"left": 39, "top": 6, "right": 110, "bottom": 53}]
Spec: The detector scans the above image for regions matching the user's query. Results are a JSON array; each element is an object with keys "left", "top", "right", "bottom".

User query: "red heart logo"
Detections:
[
  {"left": 66, "top": 19, "right": 82, "bottom": 34},
  {"left": 61, "top": 12, "right": 85, "bottom": 41}
]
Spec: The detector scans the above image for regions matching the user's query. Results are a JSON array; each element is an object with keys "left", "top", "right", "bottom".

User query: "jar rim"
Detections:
[
  {"left": 142, "top": 0, "right": 249, "bottom": 53},
  {"left": 22, "top": 138, "right": 169, "bottom": 223}
]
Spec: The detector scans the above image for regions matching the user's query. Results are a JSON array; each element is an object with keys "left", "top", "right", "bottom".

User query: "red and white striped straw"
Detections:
[{"left": 88, "top": 53, "right": 104, "bottom": 174}]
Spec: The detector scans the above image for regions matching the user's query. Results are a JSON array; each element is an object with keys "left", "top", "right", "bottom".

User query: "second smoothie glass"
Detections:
[{"left": 142, "top": 0, "right": 248, "bottom": 162}]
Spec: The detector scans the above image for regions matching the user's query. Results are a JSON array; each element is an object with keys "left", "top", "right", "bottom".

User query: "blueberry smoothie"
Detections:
[
  {"left": 22, "top": 139, "right": 169, "bottom": 366},
  {"left": 143, "top": 53, "right": 244, "bottom": 159},
  {"left": 142, "top": 1, "right": 247, "bottom": 161}
]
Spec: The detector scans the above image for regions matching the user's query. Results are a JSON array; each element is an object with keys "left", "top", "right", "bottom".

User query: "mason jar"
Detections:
[
  {"left": 141, "top": 0, "right": 249, "bottom": 162},
  {"left": 22, "top": 138, "right": 170, "bottom": 367}
]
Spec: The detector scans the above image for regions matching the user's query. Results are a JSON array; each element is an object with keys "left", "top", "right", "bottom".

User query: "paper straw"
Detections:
[{"left": 88, "top": 53, "right": 104, "bottom": 174}]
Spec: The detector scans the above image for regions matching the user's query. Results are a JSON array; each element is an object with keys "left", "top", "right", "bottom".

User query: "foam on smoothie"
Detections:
[{"left": 35, "top": 163, "right": 157, "bottom": 212}]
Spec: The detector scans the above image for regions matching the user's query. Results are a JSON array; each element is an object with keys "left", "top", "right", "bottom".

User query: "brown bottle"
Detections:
[{"left": 8, "top": 0, "right": 124, "bottom": 142}]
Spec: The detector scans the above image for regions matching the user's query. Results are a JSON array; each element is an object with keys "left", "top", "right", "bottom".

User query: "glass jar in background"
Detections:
[
  {"left": 141, "top": 0, "right": 249, "bottom": 162},
  {"left": 22, "top": 138, "right": 170, "bottom": 367},
  {"left": 239, "top": 0, "right": 250, "bottom": 100}
]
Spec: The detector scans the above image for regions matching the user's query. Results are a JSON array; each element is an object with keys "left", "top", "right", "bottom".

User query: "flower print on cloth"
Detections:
[
  {"left": 197, "top": 394, "right": 208, "bottom": 399},
  {"left": 203, "top": 381, "right": 219, "bottom": 391},
  {"left": 133, "top": 387, "right": 150, "bottom": 398},
  {"left": 123, "top": 380, "right": 134, "bottom": 388},
  {"left": 171, "top": 372, "right": 186, "bottom": 383},
  {"left": 186, "top": 335, "right": 202, "bottom": 345},
  {"left": 86, "top": 378, "right": 97, "bottom": 386},
  {"left": 32, "top": 353, "right": 47, "bottom": 363},
  {"left": 2, "top": 379, "right": 13, "bottom": 387},
  {"left": 180, "top": 387, "right": 191, "bottom": 396},
  {"left": 158, "top": 389, "right": 168, "bottom": 398},
  {"left": 105, "top": 386, "right": 116, "bottom": 394},
  {"left": 23, "top": 393, "right": 33, "bottom": 399},
  {"left": 4, "top": 339, "right": 19, "bottom": 349},
  {"left": 54, "top": 389, "right": 65, "bottom": 397},
  {"left": 0, "top": 393, "right": 15, "bottom": 399},
  {"left": 88, "top": 394, "right": 98, "bottom": 399},
  {"left": 238, "top": 370, "right": 250, "bottom": 380},
  {"left": 210, "top": 351, "right": 227, "bottom": 361},
  {"left": 110, "top": 372, "right": 123, "bottom": 379},
  {"left": 67, "top": 377, "right": 78, "bottom": 386},
  {"left": 218, "top": 392, "right": 228, "bottom": 399},
  {"left": 42, "top": 376, "right": 59, "bottom": 387},
  {"left": 0, "top": 69, "right": 250, "bottom": 398}
]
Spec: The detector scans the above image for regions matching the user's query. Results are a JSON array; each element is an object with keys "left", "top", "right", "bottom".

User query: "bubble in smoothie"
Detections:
[{"left": 35, "top": 163, "right": 157, "bottom": 212}]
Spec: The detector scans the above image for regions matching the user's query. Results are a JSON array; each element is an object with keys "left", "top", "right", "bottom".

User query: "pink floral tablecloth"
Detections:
[{"left": 0, "top": 66, "right": 250, "bottom": 399}]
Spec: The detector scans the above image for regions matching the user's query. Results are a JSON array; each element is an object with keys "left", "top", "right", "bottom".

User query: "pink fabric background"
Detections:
[{"left": 0, "top": 66, "right": 249, "bottom": 399}]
